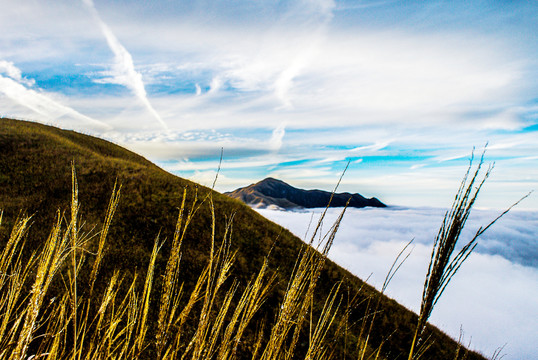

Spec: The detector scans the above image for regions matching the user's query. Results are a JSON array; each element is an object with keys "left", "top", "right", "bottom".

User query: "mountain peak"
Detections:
[
  {"left": 255, "top": 177, "right": 289, "bottom": 187},
  {"left": 225, "top": 178, "right": 386, "bottom": 209},
  {"left": 258, "top": 177, "right": 284, "bottom": 183}
]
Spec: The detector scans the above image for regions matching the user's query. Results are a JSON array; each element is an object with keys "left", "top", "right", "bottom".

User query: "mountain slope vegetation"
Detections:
[{"left": 0, "top": 118, "right": 485, "bottom": 359}]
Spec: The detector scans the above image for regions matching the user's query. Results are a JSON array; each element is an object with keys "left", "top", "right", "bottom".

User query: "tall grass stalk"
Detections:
[
  {"left": 12, "top": 210, "right": 72, "bottom": 360},
  {"left": 70, "top": 163, "right": 79, "bottom": 360},
  {"left": 0, "top": 164, "right": 364, "bottom": 360},
  {"left": 408, "top": 150, "right": 530, "bottom": 359},
  {"left": 357, "top": 239, "right": 414, "bottom": 360},
  {"left": 259, "top": 167, "right": 350, "bottom": 360}
]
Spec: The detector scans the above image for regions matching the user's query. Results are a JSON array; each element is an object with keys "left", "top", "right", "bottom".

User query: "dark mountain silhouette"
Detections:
[
  {"left": 225, "top": 177, "right": 386, "bottom": 209},
  {"left": 0, "top": 118, "right": 484, "bottom": 359}
]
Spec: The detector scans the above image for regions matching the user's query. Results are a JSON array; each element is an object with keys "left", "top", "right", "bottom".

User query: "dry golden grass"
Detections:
[
  {"left": 408, "top": 149, "right": 530, "bottom": 360},
  {"left": 0, "top": 158, "right": 523, "bottom": 360}
]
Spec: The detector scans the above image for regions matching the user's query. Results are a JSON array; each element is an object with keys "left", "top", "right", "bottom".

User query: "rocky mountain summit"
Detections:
[{"left": 225, "top": 177, "right": 386, "bottom": 209}]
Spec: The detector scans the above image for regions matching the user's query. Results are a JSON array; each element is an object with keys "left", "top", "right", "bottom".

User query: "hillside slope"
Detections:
[
  {"left": 225, "top": 177, "right": 386, "bottom": 209},
  {"left": 0, "top": 118, "right": 485, "bottom": 359}
]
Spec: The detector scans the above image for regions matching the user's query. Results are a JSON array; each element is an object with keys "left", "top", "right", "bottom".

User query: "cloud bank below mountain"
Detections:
[{"left": 257, "top": 206, "right": 538, "bottom": 359}]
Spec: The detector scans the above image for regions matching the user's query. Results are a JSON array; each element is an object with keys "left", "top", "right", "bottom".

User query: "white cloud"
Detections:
[
  {"left": 0, "top": 63, "right": 110, "bottom": 131},
  {"left": 6, "top": 1, "right": 526, "bottom": 131},
  {"left": 0, "top": 60, "right": 35, "bottom": 87},
  {"left": 268, "top": 167, "right": 336, "bottom": 181},
  {"left": 188, "top": 170, "right": 221, "bottom": 189},
  {"left": 286, "top": 31, "right": 522, "bottom": 123},
  {"left": 350, "top": 141, "right": 391, "bottom": 154},
  {"left": 81, "top": 0, "right": 167, "bottom": 130},
  {"left": 97, "top": 22, "right": 526, "bottom": 135},
  {"left": 256, "top": 206, "right": 538, "bottom": 359},
  {"left": 269, "top": 123, "right": 286, "bottom": 151}
]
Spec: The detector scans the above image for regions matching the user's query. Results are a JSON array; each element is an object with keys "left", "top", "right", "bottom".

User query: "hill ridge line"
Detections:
[{"left": 225, "top": 177, "right": 386, "bottom": 209}]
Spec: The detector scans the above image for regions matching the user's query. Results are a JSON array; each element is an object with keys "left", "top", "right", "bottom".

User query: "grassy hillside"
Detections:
[{"left": 0, "top": 118, "right": 486, "bottom": 359}]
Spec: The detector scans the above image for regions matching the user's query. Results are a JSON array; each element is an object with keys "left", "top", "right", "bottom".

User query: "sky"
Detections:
[
  {"left": 0, "top": 0, "right": 537, "bottom": 210},
  {"left": 257, "top": 206, "right": 538, "bottom": 359},
  {"left": 1, "top": 1, "right": 537, "bottom": 357}
]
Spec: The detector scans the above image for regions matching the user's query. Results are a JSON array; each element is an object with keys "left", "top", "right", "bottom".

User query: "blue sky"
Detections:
[{"left": 1, "top": 0, "right": 537, "bottom": 209}]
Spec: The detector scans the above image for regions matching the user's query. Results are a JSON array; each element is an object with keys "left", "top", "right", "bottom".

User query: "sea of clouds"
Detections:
[{"left": 256, "top": 206, "right": 538, "bottom": 359}]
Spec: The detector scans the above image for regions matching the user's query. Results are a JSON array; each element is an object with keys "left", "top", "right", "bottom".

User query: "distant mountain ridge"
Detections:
[{"left": 225, "top": 177, "right": 386, "bottom": 209}]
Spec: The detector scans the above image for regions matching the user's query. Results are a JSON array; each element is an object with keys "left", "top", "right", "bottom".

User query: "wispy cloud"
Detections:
[
  {"left": 81, "top": 0, "right": 167, "bottom": 130},
  {"left": 275, "top": 0, "right": 335, "bottom": 107},
  {"left": 0, "top": 61, "right": 35, "bottom": 87},
  {"left": 349, "top": 141, "right": 391, "bottom": 154},
  {"left": 0, "top": 61, "right": 110, "bottom": 131},
  {"left": 0, "top": 0, "right": 536, "bottom": 209},
  {"left": 269, "top": 123, "right": 286, "bottom": 151}
]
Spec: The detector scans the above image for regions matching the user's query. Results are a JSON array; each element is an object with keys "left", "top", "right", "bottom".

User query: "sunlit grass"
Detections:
[{"left": 0, "top": 156, "right": 521, "bottom": 360}]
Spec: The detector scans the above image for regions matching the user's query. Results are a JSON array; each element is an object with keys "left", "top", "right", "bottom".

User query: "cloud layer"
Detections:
[{"left": 256, "top": 206, "right": 538, "bottom": 359}]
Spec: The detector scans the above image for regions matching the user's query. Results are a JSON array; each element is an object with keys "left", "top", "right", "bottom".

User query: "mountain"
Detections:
[
  {"left": 225, "top": 177, "right": 386, "bottom": 209},
  {"left": 0, "top": 118, "right": 484, "bottom": 359}
]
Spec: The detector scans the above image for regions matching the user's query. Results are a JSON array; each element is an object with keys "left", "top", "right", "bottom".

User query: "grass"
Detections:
[
  {"left": 1, "top": 118, "right": 504, "bottom": 359},
  {"left": 408, "top": 149, "right": 530, "bottom": 360},
  {"left": 0, "top": 155, "right": 520, "bottom": 360},
  {"left": 0, "top": 167, "right": 348, "bottom": 359}
]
